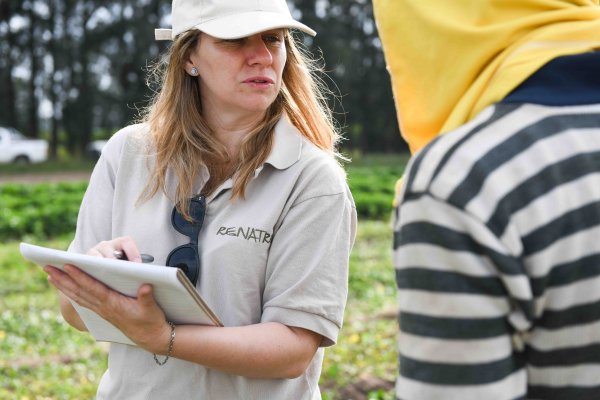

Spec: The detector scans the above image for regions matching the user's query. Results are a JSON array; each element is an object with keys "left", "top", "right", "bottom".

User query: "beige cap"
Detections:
[{"left": 155, "top": 0, "right": 316, "bottom": 41}]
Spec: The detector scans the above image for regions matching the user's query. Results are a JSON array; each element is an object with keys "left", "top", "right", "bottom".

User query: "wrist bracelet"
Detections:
[{"left": 153, "top": 321, "right": 175, "bottom": 366}]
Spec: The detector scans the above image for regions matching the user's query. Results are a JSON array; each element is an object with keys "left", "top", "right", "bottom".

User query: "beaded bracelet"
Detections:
[{"left": 154, "top": 321, "right": 175, "bottom": 366}]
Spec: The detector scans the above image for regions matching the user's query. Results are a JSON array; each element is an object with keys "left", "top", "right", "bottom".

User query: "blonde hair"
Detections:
[{"left": 139, "top": 30, "right": 340, "bottom": 219}]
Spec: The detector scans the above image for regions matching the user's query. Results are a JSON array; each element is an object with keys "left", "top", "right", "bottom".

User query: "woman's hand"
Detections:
[
  {"left": 87, "top": 236, "right": 143, "bottom": 263},
  {"left": 44, "top": 236, "right": 172, "bottom": 353}
]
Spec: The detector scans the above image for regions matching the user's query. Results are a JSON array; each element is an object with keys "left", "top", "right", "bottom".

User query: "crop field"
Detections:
[{"left": 0, "top": 154, "right": 408, "bottom": 399}]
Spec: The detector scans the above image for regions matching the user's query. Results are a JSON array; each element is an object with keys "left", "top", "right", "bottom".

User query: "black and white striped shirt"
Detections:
[{"left": 393, "top": 53, "right": 600, "bottom": 400}]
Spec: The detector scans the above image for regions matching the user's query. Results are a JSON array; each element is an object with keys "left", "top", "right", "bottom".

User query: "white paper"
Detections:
[{"left": 21, "top": 242, "right": 222, "bottom": 346}]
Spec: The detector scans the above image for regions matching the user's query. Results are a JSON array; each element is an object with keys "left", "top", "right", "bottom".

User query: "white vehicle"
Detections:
[
  {"left": 86, "top": 140, "right": 108, "bottom": 160},
  {"left": 0, "top": 127, "right": 49, "bottom": 164}
]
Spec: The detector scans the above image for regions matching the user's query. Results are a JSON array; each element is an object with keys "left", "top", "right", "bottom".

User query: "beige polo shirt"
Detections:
[{"left": 69, "top": 115, "right": 357, "bottom": 400}]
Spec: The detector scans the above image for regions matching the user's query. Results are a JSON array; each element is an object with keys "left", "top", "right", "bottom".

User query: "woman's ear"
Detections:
[
  {"left": 184, "top": 36, "right": 201, "bottom": 76},
  {"left": 185, "top": 54, "right": 199, "bottom": 76}
]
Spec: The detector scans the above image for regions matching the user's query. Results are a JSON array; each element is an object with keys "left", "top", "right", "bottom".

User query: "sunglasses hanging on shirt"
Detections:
[{"left": 166, "top": 195, "right": 206, "bottom": 286}]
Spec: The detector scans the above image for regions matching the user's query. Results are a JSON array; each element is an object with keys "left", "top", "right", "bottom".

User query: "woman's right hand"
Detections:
[{"left": 87, "top": 236, "right": 143, "bottom": 263}]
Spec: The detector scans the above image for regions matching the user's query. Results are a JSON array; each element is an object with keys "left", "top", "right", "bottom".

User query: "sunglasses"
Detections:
[{"left": 166, "top": 195, "right": 206, "bottom": 286}]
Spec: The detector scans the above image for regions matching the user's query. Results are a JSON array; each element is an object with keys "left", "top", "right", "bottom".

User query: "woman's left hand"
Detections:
[{"left": 44, "top": 264, "right": 172, "bottom": 354}]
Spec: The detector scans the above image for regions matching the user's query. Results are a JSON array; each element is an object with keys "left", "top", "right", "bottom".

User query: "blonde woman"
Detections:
[{"left": 43, "top": 1, "right": 356, "bottom": 399}]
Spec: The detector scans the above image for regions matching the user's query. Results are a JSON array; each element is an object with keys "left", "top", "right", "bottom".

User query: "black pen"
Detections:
[{"left": 113, "top": 250, "right": 154, "bottom": 264}]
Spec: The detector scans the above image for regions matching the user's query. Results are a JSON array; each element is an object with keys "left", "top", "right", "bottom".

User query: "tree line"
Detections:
[{"left": 0, "top": 0, "right": 407, "bottom": 159}]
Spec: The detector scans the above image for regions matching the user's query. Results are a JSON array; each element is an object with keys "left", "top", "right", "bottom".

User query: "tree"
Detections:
[
  {"left": 45, "top": 0, "right": 60, "bottom": 159},
  {"left": 0, "top": 0, "right": 22, "bottom": 130},
  {"left": 24, "top": 0, "right": 41, "bottom": 138},
  {"left": 0, "top": 0, "right": 407, "bottom": 156},
  {"left": 291, "top": 0, "right": 406, "bottom": 153},
  {"left": 61, "top": 0, "right": 97, "bottom": 155}
]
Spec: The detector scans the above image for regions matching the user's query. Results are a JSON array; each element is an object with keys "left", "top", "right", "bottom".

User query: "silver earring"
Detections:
[{"left": 190, "top": 67, "right": 199, "bottom": 76}]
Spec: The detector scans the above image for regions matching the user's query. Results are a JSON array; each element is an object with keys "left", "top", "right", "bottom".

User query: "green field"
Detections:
[{"left": 0, "top": 154, "right": 407, "bottom": 399}]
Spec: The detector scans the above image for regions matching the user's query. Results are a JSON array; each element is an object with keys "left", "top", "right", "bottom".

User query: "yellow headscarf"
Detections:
[{"left": 373, "top": 0, "right": 600, "bottom": 154}]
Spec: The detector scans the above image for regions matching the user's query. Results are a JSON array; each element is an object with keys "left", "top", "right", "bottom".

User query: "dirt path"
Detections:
[{"left": 0, "top": 171, "right": 91, "bottom": 184}]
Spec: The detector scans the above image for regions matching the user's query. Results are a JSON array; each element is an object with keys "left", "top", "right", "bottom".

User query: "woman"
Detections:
[{"left": 43, "top": 1, "right": 356, "bottom": 399}]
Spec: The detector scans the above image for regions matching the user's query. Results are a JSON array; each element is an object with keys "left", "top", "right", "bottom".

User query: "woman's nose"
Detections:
[{"left": 246, "top": 38, "right": 273, "bottom": 66}]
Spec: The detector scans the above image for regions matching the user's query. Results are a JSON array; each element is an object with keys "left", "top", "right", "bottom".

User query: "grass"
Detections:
[
  {"left": 0, "top": 220, "right": 398, "bottom": 399},
  {"left": 0, "top": 236, "right": 108, "bottom": 399},
  {"left": 321, "top": 220, "right": 398, "bottom": 400}
]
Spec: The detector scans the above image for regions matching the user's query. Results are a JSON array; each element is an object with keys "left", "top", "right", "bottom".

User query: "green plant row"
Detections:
[
  {"left": 0, "top": 164, "right": 404, "bottom": 241},
  {"left": 346, "top": 164, "right": 404, "bottom": 220},
  {"left": 0, "top": 183, "right": 87, "bottom": 241}
]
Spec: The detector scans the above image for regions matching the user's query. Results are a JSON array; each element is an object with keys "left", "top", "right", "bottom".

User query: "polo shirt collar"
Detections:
[
  {"left": 204, "top": 114, "right": 303, "bottom": 200},
  {"left": 263, "top": 114, "right": 303, "bottom": 170}
]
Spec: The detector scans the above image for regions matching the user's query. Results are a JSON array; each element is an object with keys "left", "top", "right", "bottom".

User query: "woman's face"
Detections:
[{"left": 187, "top": 30, "right": 287, "bottom": 119}]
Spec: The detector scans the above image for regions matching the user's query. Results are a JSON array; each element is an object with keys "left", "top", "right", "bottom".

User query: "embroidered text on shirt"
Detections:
[{"left": 216, "top": 226, "right": 272, "bottom": 244}]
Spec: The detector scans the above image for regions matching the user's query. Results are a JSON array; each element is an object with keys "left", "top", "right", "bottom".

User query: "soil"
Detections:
[
  {"left": 0, "top": 171, "right": 91, "bottom": 184},
  {"left": 337, "top": 377, "right": 395, "bottom": 399}
]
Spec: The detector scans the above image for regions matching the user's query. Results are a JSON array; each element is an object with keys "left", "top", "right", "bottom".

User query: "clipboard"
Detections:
[{"left": 20, "top": 242, "right": 223, "bottom": 346}]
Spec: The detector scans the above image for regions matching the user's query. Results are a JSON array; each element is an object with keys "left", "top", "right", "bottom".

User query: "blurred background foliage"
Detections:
[{"left": 0, "top": 0, "right": 407, "bottom": 159}]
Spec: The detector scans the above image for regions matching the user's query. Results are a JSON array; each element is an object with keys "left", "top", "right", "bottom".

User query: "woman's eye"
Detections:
[
  {"left": 222, "top": 38, "right": 245, "bottom": 45},
  {"left": 264, "top": 35, "right": 282, "bottom": 44}
]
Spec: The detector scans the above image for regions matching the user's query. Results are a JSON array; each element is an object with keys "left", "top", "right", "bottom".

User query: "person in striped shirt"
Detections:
[{"left": 372, "top": 1, "right": 600, "bottom": 399}]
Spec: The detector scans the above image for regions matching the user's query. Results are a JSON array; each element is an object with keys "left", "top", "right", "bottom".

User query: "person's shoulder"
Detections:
[
  {"left": 295, "top": 137, "right": 349, "bottom": 194},
  {"left": 404, "top": 103, "right": 519, "bottom": 198},
  {"left": 106, "top": 122, "right": 149, "bottom": 146},
  {"left": 102, "top": 123, "right": 150, "bottom": 158}
]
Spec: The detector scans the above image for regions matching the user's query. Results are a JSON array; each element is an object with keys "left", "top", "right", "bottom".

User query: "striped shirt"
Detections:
[{"left": 393, "top": 53, "right": 600, "bottom": 400}]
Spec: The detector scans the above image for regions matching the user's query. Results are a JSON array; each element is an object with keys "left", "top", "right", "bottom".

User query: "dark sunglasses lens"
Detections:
[
  {"left": 166, "top": 245, "right": 200, "bottom": 285},
  {"left": 172, "top": 197, "right": 206, "bottom": 238}
]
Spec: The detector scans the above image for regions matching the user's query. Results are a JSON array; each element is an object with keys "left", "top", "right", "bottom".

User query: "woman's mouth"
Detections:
[{"left": 244, "top": 76, "right": 274, "bottom": 86}]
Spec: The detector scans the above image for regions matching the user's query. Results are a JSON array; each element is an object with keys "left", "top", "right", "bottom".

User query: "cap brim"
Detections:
[{"left": 192, "top": 11, "right": 315, "bottom": 39}]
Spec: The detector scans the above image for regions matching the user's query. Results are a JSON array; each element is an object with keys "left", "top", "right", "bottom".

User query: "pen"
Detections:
[{"left": 113, "top": 250, "right": 154, "bottom": 264}]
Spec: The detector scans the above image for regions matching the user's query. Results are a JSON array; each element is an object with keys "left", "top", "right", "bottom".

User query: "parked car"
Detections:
[
  {"left": 0, "top": 127, "right": 49, "bottom": 164},
  {"left": 86, "top": 140, "right": 108, "bottom": 160}
]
